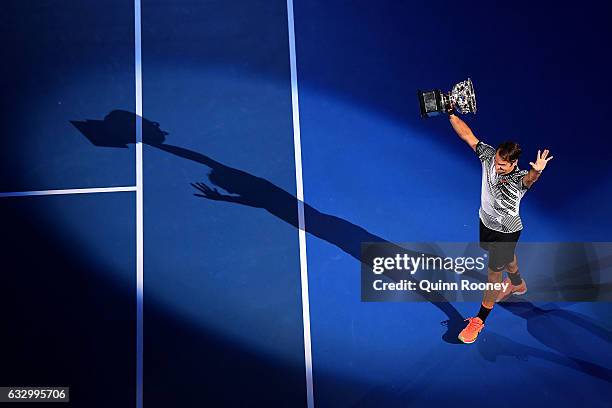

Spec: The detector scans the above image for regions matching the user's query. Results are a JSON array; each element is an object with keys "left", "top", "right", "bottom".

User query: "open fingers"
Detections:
[{"left": 191, "top": 182, "right": 210, "bottom": 193}]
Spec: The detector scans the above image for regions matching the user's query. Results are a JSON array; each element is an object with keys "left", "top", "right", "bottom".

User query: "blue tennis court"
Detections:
[{"left": 1, "top": 1, "right": 611, "bottom": 407}]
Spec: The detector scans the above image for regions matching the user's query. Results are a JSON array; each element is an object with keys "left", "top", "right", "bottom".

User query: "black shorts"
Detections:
[{"left": 479, "top": 220, "right": 521, "bottom": 271}]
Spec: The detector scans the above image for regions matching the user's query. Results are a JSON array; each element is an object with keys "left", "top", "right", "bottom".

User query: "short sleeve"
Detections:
[
  {"left": 517, "top": 169, "right": 530, "bottom": 191},
  {"left": 475, "top": 141, "right": 495, "bottom": 162},
  {"left": 509, "top": 169, "right": 530, "bottom": 193}
]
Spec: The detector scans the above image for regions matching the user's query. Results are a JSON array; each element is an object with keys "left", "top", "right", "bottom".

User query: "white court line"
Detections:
[
  {"left": 134, "top": 0, "right": 144, "bottom": 407},
  {"left": 286, "top": 1, "right": 314, "bottom": 407},
  {"left": 0, "top": 186, "right": 137, "bottom": 198}
]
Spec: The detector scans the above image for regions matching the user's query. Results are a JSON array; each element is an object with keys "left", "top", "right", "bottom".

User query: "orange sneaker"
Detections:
[
  {"left": 458, "top": 317, "right": 484, "bottom": 344},
  {"left": 495, "top": 277, "right": 527, "bottom": 303}
]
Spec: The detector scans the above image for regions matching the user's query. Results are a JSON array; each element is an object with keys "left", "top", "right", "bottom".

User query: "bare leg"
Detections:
[
  {"left": 506, "top": 254, "right": 518, "bottom": 274},
  {"left": 459, "top": 267, "right": 501, "bottom": 343},
  {"left": 482, "top": 267, "right": 503, "bottom": 308},
  {"left": 461, "top": 266, "right": 502, "bottom": 338},
  {"left": 495, "top": 254, "right": 526, "bottom": 303}
]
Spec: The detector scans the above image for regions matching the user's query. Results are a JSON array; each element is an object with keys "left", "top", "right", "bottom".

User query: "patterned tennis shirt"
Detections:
[{"left": 476, "top": 141, "right": 529, "bottom": 233}]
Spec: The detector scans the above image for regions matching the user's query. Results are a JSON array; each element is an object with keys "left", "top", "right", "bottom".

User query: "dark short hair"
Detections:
[{"left": 496, "top": 141, "right": 521, "bottom": 162}]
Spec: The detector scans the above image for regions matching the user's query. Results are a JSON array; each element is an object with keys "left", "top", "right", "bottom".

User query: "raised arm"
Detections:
[
  {"left": 523, "top": 149, "right": 553, "bottom": 188},
  {"left": 449, "top": 113, "right": 479, "bottom": 151}
]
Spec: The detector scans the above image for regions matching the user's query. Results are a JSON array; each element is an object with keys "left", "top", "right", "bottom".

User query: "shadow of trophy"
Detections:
[{"left": 70, "top": 110, "right": 168, "bottom": 148}]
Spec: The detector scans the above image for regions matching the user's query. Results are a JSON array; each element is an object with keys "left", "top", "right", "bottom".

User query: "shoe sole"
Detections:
[
  {"left": 458, "top": 335, "right": 477, "bottom": 344},
  {"left": 495, "top": 289, "right": 527, "bottom": 303}
]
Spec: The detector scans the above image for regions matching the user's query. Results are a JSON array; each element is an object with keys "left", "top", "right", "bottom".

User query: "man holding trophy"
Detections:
[{"left": 418, "top": 79, "right": 554, "bottom": 344}]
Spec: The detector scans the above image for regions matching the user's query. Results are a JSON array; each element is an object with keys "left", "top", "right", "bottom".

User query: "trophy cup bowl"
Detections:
[{"left": 418, "top": 78, "right": 477, "bottom": 118}]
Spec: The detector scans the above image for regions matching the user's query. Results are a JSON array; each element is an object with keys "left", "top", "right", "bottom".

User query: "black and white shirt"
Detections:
[{"left": 476, "top": 141, "right": 529, "bottom": 233}]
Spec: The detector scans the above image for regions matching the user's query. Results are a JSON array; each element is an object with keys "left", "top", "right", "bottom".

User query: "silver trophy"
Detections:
[{"left": 418, "top": 78, "right": 477, "bottom": 117}]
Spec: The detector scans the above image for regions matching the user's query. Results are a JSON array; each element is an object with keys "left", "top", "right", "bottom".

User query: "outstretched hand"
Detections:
[
  {"left": 529, "top": 149, "right": 554, "bottom": 172},
  {"left": 191, "top": 182, "right": 228, "bottom": 201}
]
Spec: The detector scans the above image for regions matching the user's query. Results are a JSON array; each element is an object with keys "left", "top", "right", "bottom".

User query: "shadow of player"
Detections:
[
  {"left": 460, "top": 265, "right": 612, "bottom": 381},
  {"left": 73, "top": 111, "right": 612, "bottom": 362},
  {"left": 478, "top": 330, "right": 612, "bottom": 384},
  {"left": 71, "top": 109, "right": 467, "bottom": 343}
]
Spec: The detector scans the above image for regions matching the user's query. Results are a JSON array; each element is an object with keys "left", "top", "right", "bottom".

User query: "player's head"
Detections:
[{"left": 495, "top": 141, "right": 521, "bottom": 174}]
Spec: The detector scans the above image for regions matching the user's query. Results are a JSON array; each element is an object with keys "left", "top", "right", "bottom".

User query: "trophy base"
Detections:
[{"left": 417, "top": 89, "right": 445, "bottom": 118}]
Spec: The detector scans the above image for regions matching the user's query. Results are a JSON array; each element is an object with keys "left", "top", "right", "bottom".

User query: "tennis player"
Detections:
[{"left": 449, "top": 112, "right": 553, "bottom": 344}]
